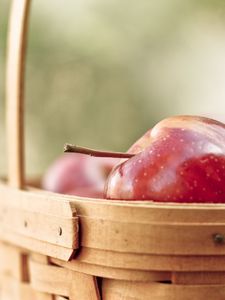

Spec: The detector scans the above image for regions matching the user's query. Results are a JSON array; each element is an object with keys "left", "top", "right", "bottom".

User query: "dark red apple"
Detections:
[
  {"left": 105, "top": 116, "right": 225, "bottom": 203},
  {"left": 42, "top": 153, "right": 117, "bottom": 198}
]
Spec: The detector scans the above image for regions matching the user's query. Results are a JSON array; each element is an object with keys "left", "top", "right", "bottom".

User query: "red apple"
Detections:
[
  {"left": 42, "top": 153, "right": 117, "bottom": 198},
  {"left": 105, "top": 115, "right": 225, "bottom": 203},
  {"left": 128, "top": 129, "right": 152, "bottom": 154}
]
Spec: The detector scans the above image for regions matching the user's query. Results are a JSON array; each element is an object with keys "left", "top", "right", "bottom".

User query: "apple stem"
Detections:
[{"left": 64, "top": 144, "right": 135, "bottom": 159}]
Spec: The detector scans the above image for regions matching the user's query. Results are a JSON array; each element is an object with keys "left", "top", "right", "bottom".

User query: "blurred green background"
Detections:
[{"left": 1, "top": 0, "right": 225, "bottom": 177}]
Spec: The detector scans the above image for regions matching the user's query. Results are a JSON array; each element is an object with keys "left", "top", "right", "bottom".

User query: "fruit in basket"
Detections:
[
  {"left": 42, "top": 153, "right": 117, "bottom": 198},
  {"left": 105, "top": 115, "right": 225, "bottom": 203},
  {"left": 128, "top": 129, "right": 152, "bottom": 154}
]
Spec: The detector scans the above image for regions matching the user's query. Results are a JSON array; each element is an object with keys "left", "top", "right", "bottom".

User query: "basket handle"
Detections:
[{"left": 6, "top": 0, "right": 31, "bottom": 189}]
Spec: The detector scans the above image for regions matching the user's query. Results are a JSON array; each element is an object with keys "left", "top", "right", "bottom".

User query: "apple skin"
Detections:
[
  {"left": 128, "top": 128, "right": 152, "bottom": 154},
  {"left": 42, "top": 154, "right": 117, "bottom": 198},
  {"left": 105, "top": 116, "right": 225, "bottom": 203}
]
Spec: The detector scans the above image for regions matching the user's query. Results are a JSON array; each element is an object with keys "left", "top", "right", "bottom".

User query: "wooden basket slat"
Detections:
[
  {"left": 30, "top": 261, "right": 70, "bottom": 297},
  {"left": 0, "top": 207, "right": 78, "bottom": 248},
  {"left": 102, "top": 279, "right": 225, "bottom": 300},
  {"left": 3, "top": 180, "right": 225, "bottom": 257},
  {"left": 69, "top": 272, "right": 100, "bottom": 300},
  {"left": 0, "top": 183, "right": 77, "bottom": 217},
  {"left": 0, "top": 230, "right": 75, "bottom": 261},
  {"left": 51, "top": 257, "right": 171, "bottom": 282},
  {"left": 76, "top": 247, "right": 225, "bottom": 272},
  {"left": 4, "top": 181, "right": 225, "bottom": 258},
  {"left": 0, "top": 273, "right": 36, "bottom": 300},
  {"left": 0, "top": 181, "right": 79, "bottom": 261},
  {"left": 0, "top": 242, "right": 28, "bottom": 281},
  {"left": 172, "top": 271, "right": 225, "bottom": 284},
  {"left": 31, "top": 255, "right": 58, "bottom": 300},
  {"left": 29, "top": 259, "right": 100, "bottom": 300},
  {"left": 79, "top": 216, "right": 225, "bottom": 255},
  {"left": 70, "top": 197, "right": 225, "bottom": 223}
]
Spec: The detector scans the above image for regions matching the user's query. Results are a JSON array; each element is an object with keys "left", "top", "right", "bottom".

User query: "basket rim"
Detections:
[{"left": 60, "top": 191, "right": 225, "bottom": 209}]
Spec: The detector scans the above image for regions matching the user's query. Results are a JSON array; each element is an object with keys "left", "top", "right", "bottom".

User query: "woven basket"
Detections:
[{"left": 1, "top": 1, "right": 225, "bottom": 299}]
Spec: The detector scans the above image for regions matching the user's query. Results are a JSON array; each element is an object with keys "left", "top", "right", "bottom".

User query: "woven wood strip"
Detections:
[
  {"left": 76, "top": 247, "right": 225, "bottom": 272},
  {"left": 69, "top": 197, "right": 225, "bottom": 223},
  {"left": 0, "top": 273, "right": 36, "bottom": 300},
  {"left": 0, "top": 242, "right": 28, "bottom": 281},
  {"left": 0, "top": 182, "right": 79, "bottom": 261},
  {"left": 172, "top": 271, "right": 225, "bottom": 284},
  {"left": 102, "top": 279, "right": 225, "bottom": 300},
  {"left": 79, "top": 216, "right": 225, "bottom": 255},
  {"left": 29, "top": 259, "right": 100, "bottom": 300},
  {"left": 51, "top": 257, "right": 171, "bottom": 282},
  {"left": 0, "top": 208, "right": 78, "bottom": 248},
  {"left": 0, "top": 183, "right": 77, "bottom": 217},
  {"left": 0, "top": 233, "right": 75, "bottom": 261}
]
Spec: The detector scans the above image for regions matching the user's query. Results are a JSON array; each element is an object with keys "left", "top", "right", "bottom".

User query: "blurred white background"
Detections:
[{"left": 1, "top": 0, "right": 225, "bottom": 177}]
